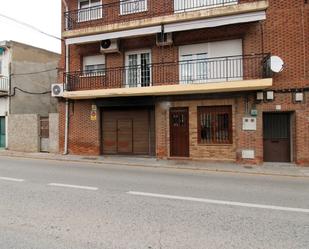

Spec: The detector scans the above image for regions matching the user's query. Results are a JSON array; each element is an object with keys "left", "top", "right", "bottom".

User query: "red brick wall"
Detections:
[
  {"left": 59, "top": 0, "right": 309, "bottom": 165},
  {"left": 59, "top": 100, "right": 101, "bottom": 155}
]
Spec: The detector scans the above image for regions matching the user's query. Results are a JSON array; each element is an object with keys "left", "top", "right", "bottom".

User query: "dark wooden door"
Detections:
[
  {"left": 263, "top": 113, "right": 291, "bottom": 162},
  {"left": 117, "top": 119, "right": 133, "bottom": 154},
  {"left": 170, "top": 107, "right": 189, "bottom": 157}
]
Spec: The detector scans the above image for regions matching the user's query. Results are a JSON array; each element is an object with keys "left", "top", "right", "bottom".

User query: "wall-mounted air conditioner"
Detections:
[
  {"left": 100, "top": 39, "right": 120, "bottom": 54},
  {"left": 51, "top": 84, "right": 64, "bottom": 97}
]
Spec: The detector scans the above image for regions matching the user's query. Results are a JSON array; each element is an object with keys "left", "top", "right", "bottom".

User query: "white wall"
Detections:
[
  {"left": 0, "top": 97, "right": 8, "bottom": 116},
  {"left": 0, "top": 47, "right": 11, "bottom": 77}
]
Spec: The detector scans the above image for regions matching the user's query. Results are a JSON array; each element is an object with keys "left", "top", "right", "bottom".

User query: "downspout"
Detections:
[{"left": 62, "top": 0, "right": 70, "bottom": 155}]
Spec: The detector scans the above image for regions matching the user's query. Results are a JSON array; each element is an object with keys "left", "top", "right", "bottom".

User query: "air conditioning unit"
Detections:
[
  {"left": 51, "top": 84, "right": 64, "bottom": 97},
  {"left": 156, "top": 33, "right": 173, "bottom": 46},
  {"left": 100, "top": 39, "right": 120, "bottom": 53}
]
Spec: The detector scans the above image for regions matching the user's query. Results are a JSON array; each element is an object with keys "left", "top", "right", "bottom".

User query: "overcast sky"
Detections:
[{"left": 0, "top": 0, "right": 61, "bottom": 54}]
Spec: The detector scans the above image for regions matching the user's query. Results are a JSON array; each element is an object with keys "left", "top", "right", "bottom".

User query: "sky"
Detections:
[{"left": 0, "top": 0, "right": 61, "bottom": 54}]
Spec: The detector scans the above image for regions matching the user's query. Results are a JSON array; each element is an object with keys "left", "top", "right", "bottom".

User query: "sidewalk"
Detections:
[{"left": 0, "top": 150, "right": 309, "bottom": 178}]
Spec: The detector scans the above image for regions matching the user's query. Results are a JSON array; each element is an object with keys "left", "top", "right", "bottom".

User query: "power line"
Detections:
[
  {"left": 0, "top": 12, "right": 62, "bottom": 41},
  {"left": 11, "top": 87, "right": 51, "bottom": 96}
]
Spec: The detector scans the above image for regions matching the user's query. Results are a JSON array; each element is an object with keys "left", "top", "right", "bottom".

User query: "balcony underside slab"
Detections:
[{"left": 63, "top": 78, "right": 272, "bottom": 100}]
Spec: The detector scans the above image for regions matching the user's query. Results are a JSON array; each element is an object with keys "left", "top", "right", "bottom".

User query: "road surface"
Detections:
[{"left": 0, "top": 156, "right": 308, "bottom": 249}]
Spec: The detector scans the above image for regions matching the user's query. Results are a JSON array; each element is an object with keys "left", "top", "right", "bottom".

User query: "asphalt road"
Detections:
[{"left": 0, "top": 156, "right": 308, "bottom": 249}]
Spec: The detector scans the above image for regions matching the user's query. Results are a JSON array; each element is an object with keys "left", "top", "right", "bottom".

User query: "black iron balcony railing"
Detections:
[
  {"left": 65, "top": 54, "right": 270, "bottom": 91},
  {"left": 64, "top": 0, "right": 259, "bottom": 31},
  {"left": 0, "top": 76, "right": 9, "bottom": 93}
]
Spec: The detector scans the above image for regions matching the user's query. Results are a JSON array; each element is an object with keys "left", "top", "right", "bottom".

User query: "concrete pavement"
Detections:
[
  {"left": 0, "top": 150, "right": 309, "bottom": 177},
  {"left": 0, "top": 157, "right": 308, "bottom": 249}
]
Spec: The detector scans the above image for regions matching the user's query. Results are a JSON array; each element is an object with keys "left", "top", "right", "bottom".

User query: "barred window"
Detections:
[{"left": 198, "top": 106, "right": 232, "bottom": 144}]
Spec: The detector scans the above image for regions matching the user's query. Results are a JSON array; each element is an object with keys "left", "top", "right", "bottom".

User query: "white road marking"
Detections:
[
  {"left": 127, "top": 191, "right": 309, "bottom": 214},
  {"left": 48, "top": 183, "right": 98, "bottom": 191},
  {"left": 0, "top": 176, "right": 25, "bottom": 182}
]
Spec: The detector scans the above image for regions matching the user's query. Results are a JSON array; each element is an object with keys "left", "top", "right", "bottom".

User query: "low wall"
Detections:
[{"left": 8, "top": 114, "right": 40, "bottom": 152}]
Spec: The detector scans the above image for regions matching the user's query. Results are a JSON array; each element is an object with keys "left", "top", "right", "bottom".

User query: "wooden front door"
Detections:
[
  {"left": 263, "top": 113, "right": 291, "bottom": 162},
  {"left": 170, "top": 107, "right": 189, "bottom": 157},
  {"left": 117, "top": 119, "right": 133, "bottom": 154}
]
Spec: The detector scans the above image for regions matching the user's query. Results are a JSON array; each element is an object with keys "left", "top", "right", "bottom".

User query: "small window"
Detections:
[
  {"left": 198, "top": 106, "right": 232, "bottom": 144},
  {"left": 78, "top": 0, "right": 102, "bottom": 22},
  {"left": 120, "top": 0, "right": 147, "bottom": 15},
  {"left": 83, "top": 54, "right": 105, "bottom": 76}
]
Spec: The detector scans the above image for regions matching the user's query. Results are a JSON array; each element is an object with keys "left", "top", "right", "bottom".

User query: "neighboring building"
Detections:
[
  {"left": 0, "top": 41, "right": 60, "bottom": 152},
  {"left": 59, "top": 0, "right": 309, "bottom": 165}
]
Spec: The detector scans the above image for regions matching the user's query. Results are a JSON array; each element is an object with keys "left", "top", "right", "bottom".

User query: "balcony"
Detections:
[
  {"left": 63, "top": 0, "right": 268, "bottom": 38},
  {"left": 0, "top": 76, "right": 9, "bottom": 95},
  {"left": 63, "top": 54, "right": 272, "bottom": 99}
]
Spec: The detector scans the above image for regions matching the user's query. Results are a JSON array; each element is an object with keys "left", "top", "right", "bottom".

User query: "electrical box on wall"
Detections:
[
  {"left": 242, "top": 150, "right": 255, "bottom": 159},
  {"left": 242, "top": 117, "right": 257, "bottom": 131}
]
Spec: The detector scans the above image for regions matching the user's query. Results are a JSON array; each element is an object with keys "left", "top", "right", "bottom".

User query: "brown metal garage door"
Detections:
[{"left": 102, "top": 109, "right": 151, "bottom": 155}]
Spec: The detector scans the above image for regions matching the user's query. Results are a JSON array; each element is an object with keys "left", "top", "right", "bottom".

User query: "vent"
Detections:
[{"left": 156, "top": 33, "right": 173, "bottom": 46}]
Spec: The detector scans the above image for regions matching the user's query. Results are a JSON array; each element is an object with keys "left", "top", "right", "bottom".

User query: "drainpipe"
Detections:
[{"left": 62, "top": 0, "right": 70, "bottom": 155}]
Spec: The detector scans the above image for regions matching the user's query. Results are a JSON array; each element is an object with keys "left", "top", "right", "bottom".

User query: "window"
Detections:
[
  {"left": 180, "top": 53, "right": 208, "bottom": 84},
  {"left": 198, "top": 106, "right": 232, "bottom": 144},
  {"left": 83, "top": 54, "right": 105, "bottom": 76},
  {"left": 125, "top": 50, "right": 151, "bottom": 87},
  {"left": 0, "top": 60, "right": 2, "bottom": 75},
  {"left": 179, "top": 40, "right": 243, "bottom": 84},
  {"left": 78, "top": 0, "right": 102, "bottom": 22},
  {"left": 174, "top": 0, "right": 237, "bottom": 13},
  {"left": 120, "top": 0, "right": 147, "bottom": 15}
]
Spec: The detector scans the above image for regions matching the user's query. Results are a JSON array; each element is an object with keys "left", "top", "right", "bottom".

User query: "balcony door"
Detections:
[
  {"left": 125, "top": 50, "right": 151, "bottom": 88},
  {"left": 180, "top": 53, "right": 208, "bottom": 84}
]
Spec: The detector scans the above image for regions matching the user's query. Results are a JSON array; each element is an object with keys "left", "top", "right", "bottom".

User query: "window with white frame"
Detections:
[
  {"left": 120, "top": 0, "right": 147, "bottom": 15},
  {"left": 83, "top": 54, "right": 105, "bottom": 76},
  {"left": 174, "top": 0, "right": 237, "bottom": 13},
  {"left": 125, "top": 50, "right": 151, "bottom": 87},
  {"left": 179, "top": 40, "right": 243, "bottom": 84},
  {"left": 78, "top": 0, "right": 102, "bottom": 22}
]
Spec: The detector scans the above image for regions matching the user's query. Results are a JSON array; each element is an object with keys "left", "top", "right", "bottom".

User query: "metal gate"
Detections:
[
  {"left": 263, "top": 113, "right": 291, "bottom": 162},
  {"left": 0, "top": 117, "right": 5, "bottom": 148},
  {"left": 40, "top": 117, "right": 49, "bottom": 152}
]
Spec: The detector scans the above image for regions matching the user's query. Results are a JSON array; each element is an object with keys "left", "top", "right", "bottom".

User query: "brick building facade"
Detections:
[{"left": 59, "top": 0, "right": 309, "bottom": 165}]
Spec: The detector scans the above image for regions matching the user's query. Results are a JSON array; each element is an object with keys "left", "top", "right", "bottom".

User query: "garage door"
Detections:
[{"left": 102, "top": 109, "right": 151, "bottom": 155}]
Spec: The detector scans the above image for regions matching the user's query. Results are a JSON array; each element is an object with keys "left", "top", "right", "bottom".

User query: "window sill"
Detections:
[
  {"left": 119, "top": 9, "right": 148, "bottom": 16},
  {"left": 197, "top": 143, "right": 233, "bottom": 147},
  {"left": 79, "top": 74, "right": 106, "bottom": 78}
]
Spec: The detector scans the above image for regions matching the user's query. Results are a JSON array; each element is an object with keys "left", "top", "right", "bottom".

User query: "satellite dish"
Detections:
[{"left": 269, "top": 56, "right": 284, "bottom": 73}]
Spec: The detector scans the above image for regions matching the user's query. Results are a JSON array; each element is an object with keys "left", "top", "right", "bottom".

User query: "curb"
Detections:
[{"left": 0, "top": 154, "right": 308, "bottom": 178}]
